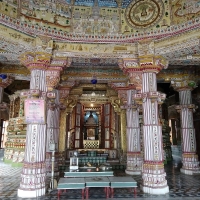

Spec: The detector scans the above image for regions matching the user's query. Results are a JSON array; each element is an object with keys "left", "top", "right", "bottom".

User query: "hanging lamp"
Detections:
[{"left": 91, "top": 74, "right": 97, "bottom": 84}]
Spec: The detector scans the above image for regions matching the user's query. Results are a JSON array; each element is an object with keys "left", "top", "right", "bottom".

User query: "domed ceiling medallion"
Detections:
[{"left": 125, "top": 0, "right": 164, "bottom": 29}]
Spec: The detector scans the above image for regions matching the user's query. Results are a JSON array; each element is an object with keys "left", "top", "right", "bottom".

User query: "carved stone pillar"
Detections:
[
  {"left": 109, "top": 91, "right": 122, "bottom": 161},
  {"left": 109, "top": 83, "right": 127, "bottom": 162},
  {"left": 120, "top": 109, "right": 126, "bottom": 160},
  {"left": 120, "top": 40, "right": 169, "bottom": 194},
  {"left": 45, "top": 91, "right": 60, "bottom": 176},
  {"left": 110, "top": 82, "right": 142, "bottom": 174},
  {"left": 58, "top": 83, "right": 76, "bottom": 161},
  {"left": 171, "top": 78, "right": 200, "bottom": 175},
  {"left": 45, "top": 57, "right": 68, "bottom": 176},
  {"left": 58, "top": 90, "right": 70, "bottom": 154},
  {"left": 18, "top": 52, "right": 51, "bottom": 198},
  {"left": 125, "top": 89, "right": 142, "bottom": 175}
]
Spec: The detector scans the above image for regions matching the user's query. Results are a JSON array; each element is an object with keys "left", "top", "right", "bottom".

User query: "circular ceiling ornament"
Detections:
[{"left": 125, "top": 0, "right": 164, "bottom": 29}]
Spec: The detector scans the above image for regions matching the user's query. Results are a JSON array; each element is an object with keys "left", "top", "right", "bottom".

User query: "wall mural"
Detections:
[
  {"left": 125, "top": 0, "right": 165, "bottom": 29},
  {"left": 20, "top": 0, "right": 72, "bottom": 31},
  {"left": 171, "top": 0, "right": 200, "bottom": 25},
  {"left": 0, "top": 0, "right": 200, "bottom": 38}
]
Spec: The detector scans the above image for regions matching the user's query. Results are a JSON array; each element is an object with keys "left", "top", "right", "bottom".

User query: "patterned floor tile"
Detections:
[{"left": 1, "top": 160, "right": 200, "bottom": 200}]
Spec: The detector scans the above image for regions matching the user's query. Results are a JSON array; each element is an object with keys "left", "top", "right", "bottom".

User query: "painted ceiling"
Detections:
[{"left": 0, "top": 0, "right": 200, "bottom": 97}]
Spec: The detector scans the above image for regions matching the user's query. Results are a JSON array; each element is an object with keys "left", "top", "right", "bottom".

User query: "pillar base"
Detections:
[
  {"left": 18, "top": 188, "right": 46, "bottom": 198},
  {"left": 125, "top": 169, "right": 141, "bottom": 175},
  {"left": 141, "top": 185, "right": 169, "bottom": 195},
  {"left": 180, "top": 168, "right": 200, "bottom": 175}
]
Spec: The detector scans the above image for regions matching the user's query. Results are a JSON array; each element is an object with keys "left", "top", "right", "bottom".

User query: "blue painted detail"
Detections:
[
  {"left": 65, "top": 0, "right": 71, "bottom": 4},
  {"left": 74, "top": 0, "right": 118, "bottom": 7},
  {"left": 98, "top": 0, "right": 117, "bottom": 7},
  {"left": 75, "top": 0, "right": 94, "bottom": 7},
  {"left": 0, "top": 74, "right": 7, "bottom": 79},
  {"left": 122, "top": 0, "right": 132, "bottom": 8},
  {"left": 91, "top": 79, "right": 97, "bottom": 84}
]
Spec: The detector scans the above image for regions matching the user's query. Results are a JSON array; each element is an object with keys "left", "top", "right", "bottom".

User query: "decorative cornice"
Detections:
[{"left": 1, "top": 13, "right": 200, "bottom": 43}]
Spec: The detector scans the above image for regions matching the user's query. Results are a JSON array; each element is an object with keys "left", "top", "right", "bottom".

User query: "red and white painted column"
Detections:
[
  {"left": 125, "top": 89, "right": 142, "bottom": 175},
  {"left": 172, "top": 80, "right": 200, "bottom": 175},
  {"left": 45, "top": 58, "right": 69, "bottom": 176},
  {"left": 18, "top": 52, "right": 51, "bottom": 198},
  {"left": 120, "top": 43, "right": 169, "bottom": 194},
  {"left": 111, "top": 82, "right": 143, "bottom": 175},
  {"left": 140, "top": 71, "right": 168, "bottom": 194},
  {"left": 46, "top": 90, "right": 60, "bottom": 175}
]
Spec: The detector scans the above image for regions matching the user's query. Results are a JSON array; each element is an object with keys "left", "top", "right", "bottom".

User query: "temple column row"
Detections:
[
  {"left": 119, "top": 54, "right": 199, "bottom": 195},
  {"left": 119, "top": 40, "right": 169, "bottom": 194},
  {"left": 9, "top": 41, "right": 199, "bottom": 198}
]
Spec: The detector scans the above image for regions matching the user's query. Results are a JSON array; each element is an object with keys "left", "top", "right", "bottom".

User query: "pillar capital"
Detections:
[
  {"left": 170, "top": 74, "right": 198, "bottom": 91},
  {"left": 120, "top": 55, "right": 168, "bottom": 73},
  {"left": 132, "top": 91, "right": 166, "bottom": 105},
  {"left": 20, "top": 52, "right": 52, "bottom": 71},
  {"left": 109, "top": 82, "right": 136, "bottom": 105},
  {"left": 58, "top": 81, "right": 76, "bottom": 106},
  {"left": 118, "top": 55, "right": 168, "bottom": 88},
  {"left": 46, "top": 57, "right": 72, "bottom": 91}
]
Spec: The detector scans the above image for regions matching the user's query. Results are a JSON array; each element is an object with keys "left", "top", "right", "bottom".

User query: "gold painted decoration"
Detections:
[
  {"left": 125, "top": 0, "right": 164, "bottom": 29},
  {"left": 120, "top": 109, "right": 127, "bottom": 152},
  {"left": 129, "top": 72, "right": 142, "bottom": 90},
  {"left": 46, "top": 70, "right": 60, "bottom": 91},
  {"left": 20, "top": 52, "right": 52, "bottom": 70}
]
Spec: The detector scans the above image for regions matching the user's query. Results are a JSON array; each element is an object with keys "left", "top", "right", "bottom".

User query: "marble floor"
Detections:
[{"left": 1, "top": 151, "right": 200, "bottom": 200}]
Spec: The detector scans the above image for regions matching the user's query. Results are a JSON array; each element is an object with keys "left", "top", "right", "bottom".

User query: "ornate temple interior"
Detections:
[{"left": 1, "top": 0, "right": 200, "bottom": 198}]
